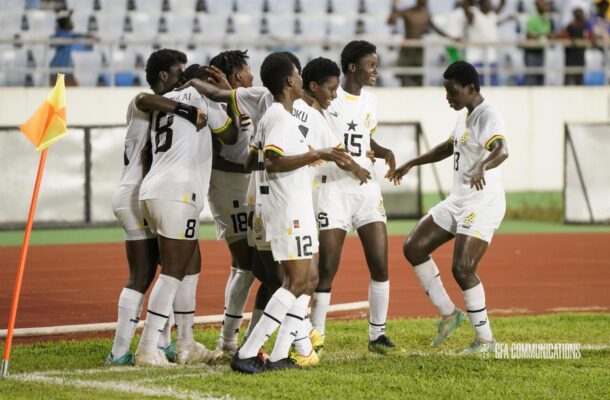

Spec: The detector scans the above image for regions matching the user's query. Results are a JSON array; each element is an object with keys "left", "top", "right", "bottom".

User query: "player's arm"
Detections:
[
  {"left": 387, "top": 138, "right": 454, "bottom": 185},
  {"left": 370, "top": 138, "right": 396, "bottom": 173},
  {"left": 134, "top": 93, "right": 207, "bottom": 130},
  {"left": 336, "top": 151, "right": 371, "bottom": 185},
  {"left": 469, "top": 138, "right": 509, "bottom": 191},
  {"left": 175, "top": 78, "right": 233, "bottom": 103},
  {"left": 264, "top": 147, "right": 351, "bottom": 173}
]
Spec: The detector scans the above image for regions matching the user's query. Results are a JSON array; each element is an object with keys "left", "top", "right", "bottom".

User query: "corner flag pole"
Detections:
[{"left": 1, "top": 149, "right": 48, "bottom": 378}]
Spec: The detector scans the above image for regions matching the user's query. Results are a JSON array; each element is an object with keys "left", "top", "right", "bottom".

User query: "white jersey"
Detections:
[
  {"left": 139, "top": 86, "right": 232, "bottom": 211},
  {"left": 117, "top": 96, "right": 151, "bottom": 188},
  {"left": 450, "top": 100, "right": 506, "bottom": 199},
  {"left": 229, "top": 86, "right": 273, "bottom": 213},
  {"left": 260, "top": 103, "right": 315, "bottom": 240},
  {"left": 322, "top": 85, "right": 380, "bottom": 194},
  {"left": 217, "top": 103, "right": 253, "bottom": 165}
]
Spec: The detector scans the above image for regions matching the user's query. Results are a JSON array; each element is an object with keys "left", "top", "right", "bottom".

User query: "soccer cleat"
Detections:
[
  {"left": 431, "top": 308, "right": 466, "bottom": 347},
  {"left": 134, "top": 348, "right": 171, "bottom": 366},
  {"left": 230, "top": 353, "right": 267, "bottom": 374},
  {"left": 176, "top": 341, "right": 224, "bottom": 365},
  {"left": 289, "top": 349, "right": 320, "bottom": 367},
  {"left": 257, "top": 347, "right": 269, "bottom": 363},
  {"left": 462, "top": 339, "right": 497, "bottom": 354},
  {"left": 159, "top": 340, "right": 177, "bottom": 363},
  {"left": 368, "top": 335, "right": 407, "bottom": 356},
  {"left": 105, "top": 351, "right": 134, "bottom": 366},
  {"left": 266, "top": 357, "right": 299, "bottom": 371},
  {"left": 309, "top": 329, "right": 324, "bottom": 356}
]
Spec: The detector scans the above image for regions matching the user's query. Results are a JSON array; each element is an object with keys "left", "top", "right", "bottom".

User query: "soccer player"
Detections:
[
  {"left": 311, "top": 40, "right": 405, "bottom": 355},
  {"left": 205, "top": 50, "right": 257, "bottom": 356},
  {"left": 106, "top": 49, "right": 207, "bottom": 366},
  {"left": 229, "top": 52, "right": 350, "bottom": 373},
  {"left": 388, "top": 61, "right": 509, "bottom": 353},
  {"left": 134, "top": 58, "right": 238, "bottom": 366}
]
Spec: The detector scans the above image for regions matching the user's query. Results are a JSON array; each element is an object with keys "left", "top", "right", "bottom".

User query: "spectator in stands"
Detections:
[
  {"left": 387, "top": 0, "right": 455, "bottom": 86},
  {"left": 49, "top": 10, "right": 94, "bottom": 86},
  {"left": 560, "top": 0, "right": 592, "bottom": 28},
  {"left": 462, "top": 0, "right": 507, "bottom": 86},
  {"left": 589, "top": 0, "right": 610, "bottom": 42},
  {"left": 524, "top": 0, "right": 554, "bottom": 85},
  {"left": 560, "top": 7, "right": 592, "bottom": 85}
]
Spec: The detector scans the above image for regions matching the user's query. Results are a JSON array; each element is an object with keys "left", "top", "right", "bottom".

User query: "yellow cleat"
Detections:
[
  {"left": 289, "top": 349, "right": 320, "bottom": 367},
  {"left": 309, "top": 329, "right": 324, "bottom": 356}
]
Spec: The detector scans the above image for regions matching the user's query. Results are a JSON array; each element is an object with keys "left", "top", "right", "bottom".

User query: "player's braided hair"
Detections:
[
  {"left": 209, "top": 50, "right": 249, "bottom": 80},
  {"left": 340, "top": 40, "right": 376, "bottom": 74},
  {"left": 145, "top": 48, "right": 187, "bottom": 88},
  {"left": 260, "top": 52, "right": 297, "bottom": 96},
  {"left": 443, "top": 61, "right": 481, "bottom": 92},
  {"left": 302, "top": 57, "right": 340, "bottom": 90}
]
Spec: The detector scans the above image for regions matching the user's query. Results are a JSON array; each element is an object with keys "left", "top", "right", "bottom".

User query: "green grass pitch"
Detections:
[{"left": 1, "top": 313, "right": 608, "bottom": 399}]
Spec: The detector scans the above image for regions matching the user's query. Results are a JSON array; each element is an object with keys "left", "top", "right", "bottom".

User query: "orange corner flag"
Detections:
[{"left": 19, "top": 73, "right": 67, "bottom": 151}]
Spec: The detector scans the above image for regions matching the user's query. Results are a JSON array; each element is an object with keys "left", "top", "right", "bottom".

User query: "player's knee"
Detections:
[
  {"left": 451, "top": 262, "right": 475, "bottom": 286},
  {"left": 403, "top": 237, "right": 425, "bottom": 265},
  {"left": 286, "top": 276, "right": 309, "bottom": 297}
]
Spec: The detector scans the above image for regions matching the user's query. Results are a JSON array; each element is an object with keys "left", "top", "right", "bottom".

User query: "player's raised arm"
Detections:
[
  {"left": 134, "top": 93, "right": 207, "bottom": 130},
  {"left": 387, "top": 138, "right": 455, "bottom": 185},
  {"left": 469, "top": 138, "right": 509, "bottom": 191}
]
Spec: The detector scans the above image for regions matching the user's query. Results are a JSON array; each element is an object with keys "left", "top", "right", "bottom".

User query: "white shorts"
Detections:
[
  {"left": 140, "top": 198, "right": 200, "bottom": 240},
  {"left": 208, "top": 170, "right": 251, "bottom": 244},
  {"left": 112, "top": 185, "right": 155, "bottom": 241},
  {"left": 316, "top": 188, "right": 387, "bottom": 232},
  {"left": 248, "top": 206, "right": 271, "bottom": 251},
  {"left": 270, "top": 224, "right": 319, "bottom": 262},
  {"left": 429, "top": 191, "right": 506, "bottom": 243}
]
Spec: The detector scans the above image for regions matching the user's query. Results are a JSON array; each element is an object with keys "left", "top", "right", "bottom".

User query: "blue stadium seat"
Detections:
[
  {"left": 235, "top": 0, "right": 264, "bottom": 13},
  {"left": 96, "top": 11, "right": 127, "bottom": 41},
  {"left": 327, "top": 14, "right": 355, "bottom": 39},
  {"left": 72, "top": 47, "right": 105, "bottom": 86},
  {"left": 206, "top": 0, "right": 235, "bottom": 14},
  {"left": 228, "top": 13, "right": 261, "bottom": 40},
  {"left": 266, "top": 0, "right": 295, "bottom": 13},
  {"left": 295, "top": 14, "right": 327, "bottom": 40},
  {"left": 194, "top": 13, "right": 228, "bottom": 41},
  {"left": 330, "top": 0, "right": 361, "bottom": 14},
  {"left": 123, "top": 11, "right": 158, "bottom": 41},
  {"left": 158, "top": 12, "right": 194, "bottom": 42},
  {"left": 265, "top": 14, "right": 296, "bottom": 41}
]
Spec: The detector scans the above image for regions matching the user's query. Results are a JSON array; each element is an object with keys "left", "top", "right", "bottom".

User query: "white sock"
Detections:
[
  {"left": 463, "top": 283, "right": 493, "bottom": 342},
  {"left": 224, "top": 266, "right": 238, "bottom": 310},
  {"left": 111, "top": 288, "right": 144, "bottom": 358},
  {"left": 269, "top": 294, "right": 310, "bottom": 362},
  {"left": 245, "top": 307, "right": 264, "bottom": 340},
  {"left": 221, "top": 269, "right": 255, "bottom": 346},
  {"left": 413, "top": 259, "right": 455, "bottom": 317},
  {"left": 173, "top": 273, "right": 199, "bottom": 346},
  {"left": 311, "top": 291, "right": 331, "bottom": 337},
  {"left": 137, "top": 274, "right": 180, "bottom": 354},
  {"left": 293, "top": 307, "right": 314, "bottom": 356},
  {"left": 369, "top": 279, "right": 389, "bottom": 341},
  {"left": 238, "top": 288, "right": 296, "bottom": 359},
  {"left": 157, "top": 311, "right": 173, "bottom": 349}
]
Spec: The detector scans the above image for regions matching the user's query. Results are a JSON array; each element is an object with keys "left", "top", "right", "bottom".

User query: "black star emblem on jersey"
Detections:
[
  {"left": 298, "top": 124, "right": 309, "bottom": 138},
  {"left": 347, "top": 120, "right": 358, "bottom": 131}
]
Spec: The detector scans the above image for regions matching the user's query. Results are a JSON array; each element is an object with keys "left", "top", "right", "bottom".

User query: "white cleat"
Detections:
[
  {"left": 134, "top": 348, "right": 172, "bottom": 367},
  {"left": 176, "top": 341, "right": 224, "bottom": 365}
]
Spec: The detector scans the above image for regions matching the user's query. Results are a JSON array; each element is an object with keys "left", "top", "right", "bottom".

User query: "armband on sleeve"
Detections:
[{"left": 173, "top": 102, "right": 199, "bottom": 126}]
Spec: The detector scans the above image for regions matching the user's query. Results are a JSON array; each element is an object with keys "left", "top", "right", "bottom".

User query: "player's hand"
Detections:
[
  {"left": 203, "top": 65, "right": 232, "bottom": 90},
  {"left": 175, "top": 78, "right": 203, "bottom": 92},
  {"left": 366, "top": 150, "right": 376, "bottom": 162},
  {"left": 385, "top": 151, "right": 396, "bottom": 175},
  {"left": 239, "top": 114, "right": 252, "bottom": 130},
  {"left": 470, "top": 163, "right": 486, "bottom": 191},
  {"left": 386, "top": 162, "right": 412, "bottom": 185},
  {"left": 317, "top": 147, "right": 351, "bottom": 165},
  {"left": 308, "top": 145, "right": 325, "bottom": 167},
  {"left": 196, "top": 109, "right": 208, "bottom": 131},
  {"left": 353, "top": 167, "right": 371, "bottom": 185}
]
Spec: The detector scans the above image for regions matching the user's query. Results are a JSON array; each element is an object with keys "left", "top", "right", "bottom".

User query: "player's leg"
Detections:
[
  {"left": 108, "top": 236, "right": 158, "bottom": 365},
  {"left": 452, "top": 234, "right": 495, "bottom": 353},
  {"left": 356, "top": 221, "right": 403, "bottom": 354},
  {"left": 311, "top": 228, "right": 346, "bottom": 341},
  {"left": 219, "top": 239, "right": 255, "bottom": 354},
  {"left": 135, "top": 200, "right": 199, "bottom": 366},
  {"left": 290, "top": 253, "right": 320, "bottom": 365},
  {"left": 404, "top": 203, "right": 465, "bottom": 346}
]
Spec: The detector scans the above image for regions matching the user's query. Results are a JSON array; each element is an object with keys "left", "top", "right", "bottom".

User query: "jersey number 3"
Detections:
[{"left": 155, "top": 112, "right": 174, "bottom": 153}]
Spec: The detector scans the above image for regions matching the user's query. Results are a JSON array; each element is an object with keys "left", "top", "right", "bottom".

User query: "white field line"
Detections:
[
  {"left": 0, "top": 301, "right": 369, "bottom": 338},
  {"left": 8, "top": 372, "right": 233, "bottom": 400}
]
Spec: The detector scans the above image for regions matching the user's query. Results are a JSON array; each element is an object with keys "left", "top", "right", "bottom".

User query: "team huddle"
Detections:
[{"left": 106, "top": 39, "right": 509, "bottom": 373}]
